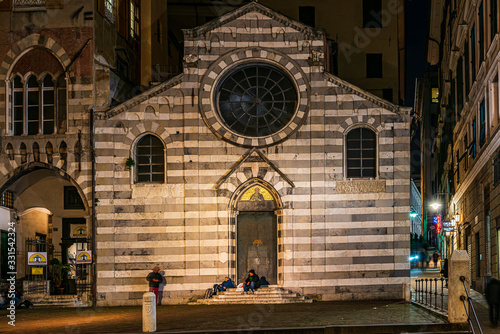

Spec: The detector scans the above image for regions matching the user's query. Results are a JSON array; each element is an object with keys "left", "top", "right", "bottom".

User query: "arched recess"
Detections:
[
  {"left": 229, "top": 178, "right": 283, "bottom": 286},
  {"left": 0, "top": 162, "right": 91, "bottom": 283},
  {"left": 0, "top": 161, "right": 90, "bottom": 214}
]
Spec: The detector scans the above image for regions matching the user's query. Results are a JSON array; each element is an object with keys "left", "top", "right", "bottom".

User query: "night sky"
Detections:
[{"left": 405, "top": 0, "right": 431, "bottom": 108}]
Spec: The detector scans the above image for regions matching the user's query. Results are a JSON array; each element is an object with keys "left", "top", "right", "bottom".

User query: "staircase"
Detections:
[
  {"left": 27, "top": 294, "right": 88, "bottom": 308},
  {"left": 190, "top": 285, "right": 314, "bottom": 305}
]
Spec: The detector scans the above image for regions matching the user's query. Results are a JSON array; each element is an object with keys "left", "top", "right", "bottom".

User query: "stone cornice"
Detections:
[
  {"left": 182, "top": 2, "right": 325, "bottom": 40},
  {"left": 101, "top": 74, "right": 183, "bottom": 120},
  {"left": 323, "top": 72, "right": 411, "bottom": 115}
]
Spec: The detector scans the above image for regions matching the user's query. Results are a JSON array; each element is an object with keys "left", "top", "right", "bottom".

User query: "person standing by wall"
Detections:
[
  {"left": 485, "top": 276, "right": 500, "bottom": 328},
  {"left": 146, "top": 266, "right": 163, "bottom": 305}
]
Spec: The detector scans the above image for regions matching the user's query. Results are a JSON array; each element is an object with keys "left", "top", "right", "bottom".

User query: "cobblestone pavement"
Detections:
[{"left": 0, "top": 300, "right": 446, "bottom": 334}]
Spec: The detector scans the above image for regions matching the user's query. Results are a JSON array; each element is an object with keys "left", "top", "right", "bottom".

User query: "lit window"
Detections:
[
  {"left": 105, "top": 0, "right": 115, "bottom": 24},
  {"left": 136, "top": 135, "right": 164, "bottom": 183},
  {"left": 431, "top": 88, "right": 439, "bottom": 103},
  {"left": 346, "top": 127, "right": 376, "bottom": 178},
  {"left": 130, "top": 1, "right": 140, "bottom": 39}
]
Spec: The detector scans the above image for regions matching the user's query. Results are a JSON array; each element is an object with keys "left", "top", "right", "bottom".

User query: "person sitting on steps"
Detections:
[
  {"left": 213, "top": 277, "right": 234, "bottom": 295},
  {"left": 242, "top": 269, "right": 260, "bottom": 295}
]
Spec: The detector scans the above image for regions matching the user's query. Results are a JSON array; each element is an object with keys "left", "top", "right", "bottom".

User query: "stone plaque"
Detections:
[{"left": 336, "top": 180, "right": 386, "bottom": 194}]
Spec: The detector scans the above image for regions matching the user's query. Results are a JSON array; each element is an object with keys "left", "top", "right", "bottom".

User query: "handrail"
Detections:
[
  {"left": 413, "top": 277, "right": 447, "bottom": 313},
  {"left": 460, "top": 276, "right": 483, "bottom": 334}
]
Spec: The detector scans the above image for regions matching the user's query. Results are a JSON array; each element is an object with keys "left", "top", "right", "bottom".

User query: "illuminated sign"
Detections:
[
  {"left": 70, "top": 224, "right": 87, "bottom": 238},
  {"left": 433, "top": 215, "right": 441, "bottom": 234},
  {"left": 442, "top": 221, "right": 454, "bottom": 232}
]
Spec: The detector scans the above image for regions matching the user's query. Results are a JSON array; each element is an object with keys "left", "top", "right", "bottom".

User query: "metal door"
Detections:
[{"left": 237, "top": 211, "right": 277, "bottom": 284}]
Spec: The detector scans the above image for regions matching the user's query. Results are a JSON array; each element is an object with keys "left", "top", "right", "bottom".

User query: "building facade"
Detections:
[
  {"left": 427, "top": 0, "right": 500, "bottom": 292},
  {"left": 0, "top": 1, "right": 411, "bottom": 306},
  {"left": 93, "top": 2, "right": 411, "bottom": 306}
]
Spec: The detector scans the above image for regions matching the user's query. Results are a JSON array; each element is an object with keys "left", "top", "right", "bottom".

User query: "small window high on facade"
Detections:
[{"left": 346, "top": 127, "right": 376, "bottom": 178}]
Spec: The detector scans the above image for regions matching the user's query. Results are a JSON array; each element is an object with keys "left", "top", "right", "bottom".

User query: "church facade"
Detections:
[{"left": 93, "top": 3, "right": 412, "bottom": 306}]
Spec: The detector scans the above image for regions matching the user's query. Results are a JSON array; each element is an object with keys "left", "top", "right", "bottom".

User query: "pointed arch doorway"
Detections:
[{"left": 234, "top": 181, "right": 280, "bottom": 285}]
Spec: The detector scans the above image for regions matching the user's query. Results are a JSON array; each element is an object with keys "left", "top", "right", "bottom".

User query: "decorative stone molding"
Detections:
[
  {"left": 336, "top": 180, "right": 386, "bottom": 194},
  {"left": 199, "top": 47, "right": 309, "bottom": 148}
]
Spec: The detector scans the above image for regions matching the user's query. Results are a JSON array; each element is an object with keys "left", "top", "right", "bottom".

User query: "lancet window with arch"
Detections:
[
  {"left": 8, "top": 48, "right": 68, "bottom": 136},
  {"left": 135, "top": 134, "right": 165, "bottom": 183},
  {"left": 10, "top": 73, "right": 67, "bottom": 136},
  {"left": 345, "top": 127, "right": 377, "bottom": 178}
]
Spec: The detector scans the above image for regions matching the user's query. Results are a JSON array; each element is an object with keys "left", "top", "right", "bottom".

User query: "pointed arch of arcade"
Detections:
[
  {"left": 0, "top": 161, "right": 90, "bottom": 214},
  {"left": 228, "top": 178, "right": 284, "bottom": 285}
]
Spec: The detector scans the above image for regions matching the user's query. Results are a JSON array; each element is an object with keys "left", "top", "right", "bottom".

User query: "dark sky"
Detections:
[{"left": 405, "top": 0, "right": 430, "bottom": 108}]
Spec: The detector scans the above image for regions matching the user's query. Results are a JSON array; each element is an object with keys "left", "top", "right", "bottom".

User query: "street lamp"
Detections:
[{"left": 430, "top": 202, "right": 441, "bottom": 210}]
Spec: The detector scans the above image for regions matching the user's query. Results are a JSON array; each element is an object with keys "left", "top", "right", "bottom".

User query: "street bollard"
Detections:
[
  {"left": 143, "top": 292, "right": 157, "bottom": 332},
  {"left": 448, "top": 250, "right": 469, "bottom": 323}
]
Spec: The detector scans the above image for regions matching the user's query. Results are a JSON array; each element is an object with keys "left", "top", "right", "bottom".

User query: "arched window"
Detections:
[
  {"left": 346, "top": 127, "right": 376, "bottom": 178},
  {"left": 136, "top": 135, "right": 164, "bottom": 183},
  {"left": 42, "top": 75, "right": 55, "bottom": 134},
  {"left": 26, "top": 75, "right": 39, "bottom": 135},
  {"left": 8, "top": 49, "right": 67, "bottom": 136},
  {"left": 12, "top": 76, "right": 23, "bottom": 136}
]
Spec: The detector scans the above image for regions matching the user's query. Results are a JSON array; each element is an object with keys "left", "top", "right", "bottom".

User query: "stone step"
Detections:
[
  {"left": 191, "top": 298, "right": 313, "bottom": 305},
  {"left": 215, "top": 294, "right": 301, "bottom": 299}
]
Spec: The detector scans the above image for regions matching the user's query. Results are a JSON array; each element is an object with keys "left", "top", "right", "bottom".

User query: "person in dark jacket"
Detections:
[
  {"left": 485, "top": 276, "right": 500, "bottom": 328},
  {"left": 146, "top": 266, "right": 163, "bottom": 305},
  {"left": 213, "top": 277, "right": 234, "bottom": 294},
  {"left": 243, "top": 269, "right": 260, "bottom": 294}
]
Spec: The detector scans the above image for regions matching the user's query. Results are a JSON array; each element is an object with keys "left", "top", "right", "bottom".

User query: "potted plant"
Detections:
[{"left": 50, "top": 258, "right": 74, "bottom": 295}]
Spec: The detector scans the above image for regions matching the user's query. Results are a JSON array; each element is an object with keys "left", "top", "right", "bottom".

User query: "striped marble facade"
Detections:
[{"left": 93, "top": 2, "right": 411, "bottom": 305}]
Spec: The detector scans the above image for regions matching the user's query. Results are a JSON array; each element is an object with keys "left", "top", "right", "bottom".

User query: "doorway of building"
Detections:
[{"left": 237, "top": 211, "right": 277, "bottom": 285}]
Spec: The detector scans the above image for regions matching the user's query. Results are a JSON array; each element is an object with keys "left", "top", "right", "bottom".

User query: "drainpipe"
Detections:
[{"left": 90, "top": 108, "right": 96, "bottom": 307}]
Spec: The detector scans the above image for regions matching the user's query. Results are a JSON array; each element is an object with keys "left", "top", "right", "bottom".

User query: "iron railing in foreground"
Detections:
[
  {"left": 459, "top": 276, "right": 483, "bottom": 334},
  {"left": 414, "top": 277, "right": 448, "bottom": 314}
]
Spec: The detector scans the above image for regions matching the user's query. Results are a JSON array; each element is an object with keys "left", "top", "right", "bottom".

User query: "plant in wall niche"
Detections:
[
  {"left": 125, "top": 157, "right": 135, "bottom": 169},
  {"left": 94, "top": 198, "right": 100, "bottom": 206}
]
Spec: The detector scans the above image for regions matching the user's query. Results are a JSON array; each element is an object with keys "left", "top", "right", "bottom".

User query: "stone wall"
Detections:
[{"left": 93, "top": 3, "right": 411, "bottom": 306}]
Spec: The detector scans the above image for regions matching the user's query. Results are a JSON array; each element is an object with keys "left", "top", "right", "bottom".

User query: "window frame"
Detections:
[
  {"left": 344, "top": 126, "right": 378, "bottom": 179},
  {"left": 8, "top": 72, "right": 67, "bottom": 136},
  {"left": 134, "top": 134, "right": 166, "bottom": 184}
]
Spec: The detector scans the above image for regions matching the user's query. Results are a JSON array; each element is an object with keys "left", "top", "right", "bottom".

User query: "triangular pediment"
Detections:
[
  {"left": 214, "top": 147, "right": 294, "bottom": 190},
  {"left": 183, "top": 1, "right": 325, "bottom": 40}
]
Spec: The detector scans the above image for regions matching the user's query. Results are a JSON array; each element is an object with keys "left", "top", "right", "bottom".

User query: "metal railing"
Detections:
[
  {"left": 414, "top": 277, "right": 448, "bottom": 313},
  {"left": 459, "top": 276, "right": 483, "bottom": 334}
]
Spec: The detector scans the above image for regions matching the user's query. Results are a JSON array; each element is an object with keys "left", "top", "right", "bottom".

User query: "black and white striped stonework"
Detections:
[{"left": 93, "top": 2, "right": 411, "bottom": 306}]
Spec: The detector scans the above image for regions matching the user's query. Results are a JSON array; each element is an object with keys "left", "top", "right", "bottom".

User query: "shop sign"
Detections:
[
  {"left": 70, "top": 224, "right": 87, "bottom": 238},
  {"left": 28, "top": 252, "right": 47, "bottom": 265},
  {"left": 76, "top": 251, "right": 92, "bottom": 264},
  {"left": 433, "top": 215, "right": 441, "bottom": 234},
  {"left": 32, "top": 267, "right": 43, "bottom": 275}
]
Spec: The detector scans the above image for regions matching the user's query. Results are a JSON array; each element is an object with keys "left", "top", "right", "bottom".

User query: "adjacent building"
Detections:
[{"left": 427, "top": 0, "right": 500, "bottom": 292}]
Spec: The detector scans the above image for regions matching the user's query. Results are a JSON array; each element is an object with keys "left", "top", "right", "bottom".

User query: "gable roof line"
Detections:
[
  {"left": 102, "top": 73, "right": 184, "bottom": 119},
  {"left": 214, "top": 147, "right": 295, "bottom": 190},
  {"left": 324, "top": 72, "right": 412, "bottom": 115},
  {"left": 183, "top": 1, "right": 325, "bottom": 40}
]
